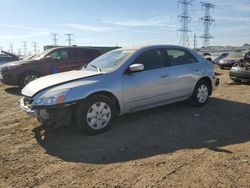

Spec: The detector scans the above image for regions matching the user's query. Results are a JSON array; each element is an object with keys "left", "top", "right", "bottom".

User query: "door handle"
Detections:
[{"left": 194, "top": 68, "right": 199, "bottom": 72}]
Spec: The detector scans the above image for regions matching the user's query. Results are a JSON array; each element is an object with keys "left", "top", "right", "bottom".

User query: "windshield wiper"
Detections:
[{"left": 90, "top": 65, "right": 102, "bottom": 72}]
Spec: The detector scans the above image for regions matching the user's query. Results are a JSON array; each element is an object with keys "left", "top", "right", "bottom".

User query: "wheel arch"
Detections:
[
  {"left": 19, "top": 70, "right": 40, "bottom": 87},
  {"left": 83, "top": 91, "right": 121, "bottom": 115}
]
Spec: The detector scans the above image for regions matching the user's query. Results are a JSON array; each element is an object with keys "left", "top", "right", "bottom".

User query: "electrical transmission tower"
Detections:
[
  {"left": 18, "top": 49, "right": 21, "bottom": 56},
  {"left": 33, "top": 42, "right": 38, "bottom": 55},
  {"left": 200, "top": 2, "right": 215, "bottom": 48},
  {"left": 178, "top": 0, "right": 193, "bottom": 47},
  {"left": 52, "top": 33, "right": 58, "bottom": 46},
  {"left": 23, "top": 42, "right": 27, "bottom": 56},
  {"left": 10, "top": 44, "right": 13, "bottom": 54},
  {"left": 193, "top": 34, "right": 197, "bottom": 49},
  {"left": 65, "top": 33, "right": 74, "bottom": 46}
]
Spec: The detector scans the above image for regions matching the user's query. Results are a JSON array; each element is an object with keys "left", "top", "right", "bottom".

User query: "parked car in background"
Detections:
[
  {"left": 20, "top": 45, "right": 219, "bottom": 135},
  {"left": 217, "top": 51, "right": 245, "bottom": 69},
  {"left": 0, "top": 47, "right": 102, "bottom": 88},
  {"left": 230, "top": 51, "right": 250, "bottom": 83},
  {"left": 202, "top": 52, "right": 213, "bottom": 63},
  {"left": 0, "top": 50, "right": 20, "bottom": 65},
  {"left": 213, "top": 53, "right": 229, "bottom": 64}
]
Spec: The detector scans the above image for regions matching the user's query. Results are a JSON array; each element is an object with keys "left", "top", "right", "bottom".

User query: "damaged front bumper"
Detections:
[
  {"left": 230, "top": 64, "right": 250, "bottom": 82},
  {"left": 19, "top": 97, "right": 73, "bottom": 128},
  {"left": 19, "top": 97, "right": 37, "bottom": 116},
  {"left": 212, "top": 77, "right": 220, "bottom": 91}
]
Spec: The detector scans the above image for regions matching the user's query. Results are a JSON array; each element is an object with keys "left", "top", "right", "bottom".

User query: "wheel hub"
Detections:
[
  {"left": 86, "top": 102, "right": 111, "bottom": 130},
  {"left": 197, "top": 84, "right": 209, "bottom": 103}
]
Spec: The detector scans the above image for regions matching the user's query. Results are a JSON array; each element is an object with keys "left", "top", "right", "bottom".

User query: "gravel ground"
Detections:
[{"left": 0, "top": 67, "right": 250, "bottom": 187}]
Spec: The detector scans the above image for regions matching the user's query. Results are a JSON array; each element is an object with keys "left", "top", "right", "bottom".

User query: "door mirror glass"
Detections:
[{"left": 129, "top": 64, "right": 144, "bottom": 73}]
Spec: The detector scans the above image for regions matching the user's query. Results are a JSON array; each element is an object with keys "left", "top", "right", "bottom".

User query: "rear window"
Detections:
[{"left": 70, "top": 48, "right": 101, "bottom": 59}]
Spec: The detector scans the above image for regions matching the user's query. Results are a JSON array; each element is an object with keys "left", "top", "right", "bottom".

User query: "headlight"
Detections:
[
  {"left": 219, "top": 60, "right": 224, "bottom": 64},
  {"left": 32, "top": 89, "right": 70, "bottom": 106}
]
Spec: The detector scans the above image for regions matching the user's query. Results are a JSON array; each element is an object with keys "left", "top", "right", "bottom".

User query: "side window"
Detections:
[
  {"left": 133, "top": 49, "right": 163, "bottom": 71},
  {"left": 49, "top": 49, "right": 69, "bottom": 60},
  {"left": 78, "top": 49, "right": 88, "bottom": 59},
  {"left": 166, "top": 49, "right": 197, "bottom": 66}
]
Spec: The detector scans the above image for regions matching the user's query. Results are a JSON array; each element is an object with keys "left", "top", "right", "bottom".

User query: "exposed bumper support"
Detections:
[
  {"left": 212, "top": 77, "right": 220, "bottom": 91},
  {"left": 19, "top": 97, "right": 73, "bottom": 128}
]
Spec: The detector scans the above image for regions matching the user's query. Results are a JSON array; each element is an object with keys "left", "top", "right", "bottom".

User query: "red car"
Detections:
[{"left": 0, "top": 47, "right": 102, "bottom": 88}]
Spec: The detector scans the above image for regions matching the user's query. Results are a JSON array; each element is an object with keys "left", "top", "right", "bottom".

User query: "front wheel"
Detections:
[
  {"left": 190, "top": 80, "right": 210, "bottom": 107},
  {"left": 74, "top": 95, "right": 114, "bottom": 135},
  {"left": 19, "top": 72, "right": 39, "bottom": 88}
]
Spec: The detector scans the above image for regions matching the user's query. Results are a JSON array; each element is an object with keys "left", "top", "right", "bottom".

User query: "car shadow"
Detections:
[
  {"left": 5, "top": 87, "right": 22, "bottom": 96},
  {"left": 33, "top": 98, "right": 250, "bottom": 164}
]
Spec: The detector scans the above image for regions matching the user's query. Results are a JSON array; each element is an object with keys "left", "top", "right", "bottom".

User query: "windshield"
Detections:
[
  {"left": 32, "top": 50, "right": 50, "bottom": 60},
  {"left": 84, "top": 49, "right": 135, "bottom": 72}
]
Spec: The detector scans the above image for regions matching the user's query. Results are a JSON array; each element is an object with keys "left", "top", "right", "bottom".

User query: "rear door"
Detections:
[
  {"left": 164, "top": 48, "right": 199, "bottom": 98},
  {"left": 68, "top": 48, "right": 102, "bottom": 70}
]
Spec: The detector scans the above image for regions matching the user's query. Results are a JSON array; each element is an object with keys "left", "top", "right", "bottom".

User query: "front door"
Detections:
[{"left": 122, "top": 49, "right": 173, "bottom": 112}]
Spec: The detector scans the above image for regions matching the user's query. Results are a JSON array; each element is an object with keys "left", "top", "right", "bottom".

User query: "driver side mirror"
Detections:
[
  {"left": 129, "top": 64, "right": 144, "bottom": 73},
  {"left": 45, "top": 55, "right": 52, "bottom": 60}
]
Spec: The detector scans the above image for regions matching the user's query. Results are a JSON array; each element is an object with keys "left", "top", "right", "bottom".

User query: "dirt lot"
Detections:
[{"left": 0, "top": 67, "right": 250, "bottom": 188}]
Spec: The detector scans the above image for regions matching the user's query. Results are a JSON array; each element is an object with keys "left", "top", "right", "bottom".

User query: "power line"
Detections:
[
  {"left": 200, "top": 1, "right": 215, "bottom": 48},
  {"left": 51, "top": 33, "right": 59, "bottom": 46},
  {"left": 65, "top": 33, "right": 74, "bottom": 46},
  {"left": 177, "top": 0, "right": 193, "bottom": 47}
]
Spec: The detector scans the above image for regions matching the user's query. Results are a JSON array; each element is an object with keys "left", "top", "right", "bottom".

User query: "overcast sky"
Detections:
[{"left": 0, "top": 0, "right": 249, "bottom": 54}]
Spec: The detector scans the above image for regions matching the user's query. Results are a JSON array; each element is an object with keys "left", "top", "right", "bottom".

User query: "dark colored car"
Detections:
[
  {"left": 0, "top": 47, "right": 102, "bottom": 88},
  {"left": 213, "top": 53, "right": 229, "bottom": 64},
  {"left": 0, "top": 50, "right": 20, "bottom": 65},
  {"left": 217, "top": 51, "right": 245, "bottom": 69},
  {"left": 230, "top": 51, "right": 250, "bottom": 82}
]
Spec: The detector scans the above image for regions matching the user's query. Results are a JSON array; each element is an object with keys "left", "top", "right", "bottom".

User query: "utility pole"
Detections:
[
  {"left": 193, "top": 34, "right": 197, "bottom": 49},
  {"left": 33, "top": 42, "right": 38, "bottom": 55},
  {"left": 10, "top": 44, "right": 13, "bottom": 54},
  {"left": 51, "top": 33, "right": 58, "bottom": 46},
  {"left": 23, "top": 41, "right": 27, "bottom": 56},
  {"left": 200, "top": 2, "right": 215, "bottom": 48},
  {"left": 65, "top": 33, "right": 73, "bottom": 46},
  {"left": 177, "top": 0, "right": 193, "bottom": 47}
]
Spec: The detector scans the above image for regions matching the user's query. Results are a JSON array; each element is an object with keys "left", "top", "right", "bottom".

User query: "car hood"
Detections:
[
  {"left": 219, "top": 58, "right": 241, "bottom": 64},
  {"left": 0, "top": 60, "right": 31, "bottom": 68},
  {"left": 22, "top": 70, "right": 102, "bottom": 97}
]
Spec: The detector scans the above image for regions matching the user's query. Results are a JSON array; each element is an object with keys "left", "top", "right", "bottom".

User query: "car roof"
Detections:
[{"left": 120, "top": 45, "right": 190, "bottom": 51}]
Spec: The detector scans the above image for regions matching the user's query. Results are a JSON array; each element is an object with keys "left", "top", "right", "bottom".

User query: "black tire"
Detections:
[
  {"left": 232, "top": 79, "right": 241, "bottom": 83},
  {"left": 190, "top": 80, "right": 210, "bottom": 107},
  {"left": 19, "top": 72, "right": 39, "bottom": 88},
  {"left": 74, "top": 95, "right": 115, "bottom": 135}
]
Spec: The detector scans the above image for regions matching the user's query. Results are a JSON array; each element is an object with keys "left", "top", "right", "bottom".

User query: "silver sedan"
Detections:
[{"left": 20, "top": 45, "right": 219, "bottom": 135}]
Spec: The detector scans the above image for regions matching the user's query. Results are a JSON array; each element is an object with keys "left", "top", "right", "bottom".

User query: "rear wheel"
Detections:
[
  {"left": 75, "top": 95, "right": 114, "bottom": 135},
  {"left": 19, "top": 72, "right": 39, "bottom": 88},
  {"left": 190, "top": 80, "right": 210, "bottom": 107}
]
